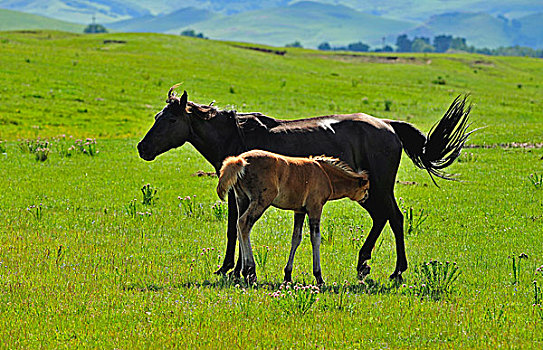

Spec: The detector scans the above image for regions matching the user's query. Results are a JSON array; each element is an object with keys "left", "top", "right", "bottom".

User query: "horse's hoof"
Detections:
[
  {"left": 357, "top": 265, "right": 371, "bottom": 280},
  {"left": 316, "top": 279, "right": 325, "bottom": 287},
  {"left": 214, "top": 263, "right": 235, "bottom": 275},
  {"left": 284, "top": 271, "right": 292, "bottom": 283},
  {"left": 214, "top": 268, "right": 227, "bottom": 275},
  {"left": 389, "top": 271, "right": 403, "bottom": 282}
]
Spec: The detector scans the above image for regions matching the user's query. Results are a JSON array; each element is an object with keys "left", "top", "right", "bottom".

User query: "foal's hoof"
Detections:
[
  {"left": 357, "top": 265, "right": 371, "bottom": 280},
  {"left": 245, "top": 274, "right": 258, "bottom": 286},
  {"left": 228, "top": 269, "right": 241, "bottom": 281}
]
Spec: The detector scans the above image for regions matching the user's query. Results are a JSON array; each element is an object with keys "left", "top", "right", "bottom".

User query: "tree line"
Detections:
[{"left": 316, "top": 34, "right": 543, "bottom": 58}]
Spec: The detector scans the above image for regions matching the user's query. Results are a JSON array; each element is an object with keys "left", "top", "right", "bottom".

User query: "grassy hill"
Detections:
[
  {"left": 0, "top": 9, "right": 84, "bottom": 32},
  {"left": 175, "top": 1, "right": 417, "bottom": 48},
  {"left": 107, "top": 7, "right": 221, "bottom": 33},
  {"left": 0, "top": 30, "right": 542, "bottom": 348},
  {"left": 0, "top": 30, "right": 541, "bottom": 143}
]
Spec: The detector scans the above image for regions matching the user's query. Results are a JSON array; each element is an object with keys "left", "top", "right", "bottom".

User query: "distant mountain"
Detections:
[
  {"left": 172, "top": 1, "right": 417, "bottom": 48},
  {"left": 2, "top": 0, "right": 542, "bottom": 24},
  {"left": 516, "top": 13, "right": 543, "bottom": 48},
  {"left": 405, "top": 11, "right": 543, "bottom": 48},
  {"left": 107, "top": 7, "right": 220, "bottom": 33},
  {"left": 1, "top": 1, "right": 541, "bottom": 49},
  {"left": 328, "top": 0, "right": 543, "bottom": 21},
  {"left": 0, "top": 8, "right": 84, "bottom": 32},
  {"left": 0, "top": 0, "right": 150, "bottom": 23}
]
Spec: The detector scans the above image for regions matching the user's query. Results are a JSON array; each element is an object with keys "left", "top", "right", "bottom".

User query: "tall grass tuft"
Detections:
[
  {"left": 529, "top": 173, "right": 542, "bottom": 189},
  {"left": 269, "top": 283, "right": 320, "bottom": 315},
  {"left": 407, "top": 260, "right": 461, "bottom": 300},
  {"left": 211, "top": 201, "right": 228, "bottom": 221},
  {"left": 141, "top": 184, "right": 158, "bottom": 205}
]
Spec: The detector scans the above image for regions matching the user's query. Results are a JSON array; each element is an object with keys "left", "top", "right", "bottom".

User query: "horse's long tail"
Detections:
[
  {"left": 217, "top": 156, "right": 248, "bottom": 200},
  {"left": 386, "top": 95, "right": 474, "bottom": 185}
]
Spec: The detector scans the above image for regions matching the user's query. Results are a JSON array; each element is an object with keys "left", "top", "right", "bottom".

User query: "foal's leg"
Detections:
[
  {"left": 237, "top": 201, "right": 270, "bottom": 284},
  {"left": 283, "top": 212, "right": 306, "bottom": 283},
  {"left": 307, "top": 208, "right": 324, "bottom": 285}
]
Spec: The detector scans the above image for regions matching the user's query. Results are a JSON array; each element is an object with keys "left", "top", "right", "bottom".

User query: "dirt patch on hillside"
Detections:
[
  {"left": 465, "top": 142, "right": 543, "bottom": 149},
  {"left": 316, "top": 54, "right": 432, "bottom": 65},
  {"left": 192, "top": 170, "right": 217, "bottom": 177},
  {"left": 232, "top": 45, "right": 286, "bottom": 56}
]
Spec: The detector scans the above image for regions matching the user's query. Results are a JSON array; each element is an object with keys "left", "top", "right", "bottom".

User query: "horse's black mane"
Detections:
[{"left": 180, "top": 98, "right": 281, "bottom": 134}]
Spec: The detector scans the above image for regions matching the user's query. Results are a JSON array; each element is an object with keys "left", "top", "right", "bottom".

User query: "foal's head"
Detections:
[
  {"left": 312, "top": 156, "right": 370, "bottom": 202},
  {"left": 352, "top": 171, "right": 370, "bottom": 203},
  {"left": 137, "top": 84, "right": 218, "bottom": 161}
]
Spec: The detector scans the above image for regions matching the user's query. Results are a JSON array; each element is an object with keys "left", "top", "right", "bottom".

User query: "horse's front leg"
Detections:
[
  {"left": 284, "top": 212, "right": 306, "bottom": 283},
  {"left": 215, "top": 190, "right": 238, "bottom": 275}
]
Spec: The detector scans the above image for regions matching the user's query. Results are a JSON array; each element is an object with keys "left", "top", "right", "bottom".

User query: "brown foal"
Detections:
[{"left": 217, "top": 149, "right": 370, "bottom": 284}]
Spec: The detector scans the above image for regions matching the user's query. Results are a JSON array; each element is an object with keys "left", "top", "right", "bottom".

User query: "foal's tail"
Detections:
[
  {"left": 386, "top": 95, "right": 474, "bottom": 186},
  {"left": 217, "top": 156, "right": 248, "bottom": 200}
]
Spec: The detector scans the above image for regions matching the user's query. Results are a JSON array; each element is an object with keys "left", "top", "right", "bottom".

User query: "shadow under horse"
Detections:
[{"left": 137, "top": 85, "right": 472, "bottom": 280}]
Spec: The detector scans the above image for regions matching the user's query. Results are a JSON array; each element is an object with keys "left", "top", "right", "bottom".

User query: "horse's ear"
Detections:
[{"left": 180, "top": 90, "right": 188, "bottom": 108}]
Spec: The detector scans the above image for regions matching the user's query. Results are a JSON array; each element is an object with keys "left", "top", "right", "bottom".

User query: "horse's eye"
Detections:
[{"left": 169, "top": 118, "right": 177, "bottom": 124}]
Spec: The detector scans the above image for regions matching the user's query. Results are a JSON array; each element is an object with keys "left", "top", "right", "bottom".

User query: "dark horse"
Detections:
[{"left": 138, "top": 85, "right": 472, "bottom": 280}]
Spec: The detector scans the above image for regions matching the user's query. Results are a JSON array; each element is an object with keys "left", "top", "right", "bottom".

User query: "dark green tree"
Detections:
[
  {"left": 433, "top": 35, "right": 453, "bottom": 53},
  {"left": 285, "top": 41, "right": 303, "bottom": 48},
  {"left": 181, "top": 29, "right": 207, "bottom": 39},
  {"left": 451, "top": 37, "right": 468, "bottom": 51},
  {"left": 347, "top": 41, "right": 369, "bottom": 52},
  {"left": 395, "top": 34, "right": 412, "bottom": 52},
  {"left": 411, "top": 37, "right": 434, "bottom": 52},
  {"left": 318, "top": 42, "right": 331, "bottom": 51},
  {"left": 83, "top": 24, "right": 108, "bottom": 34}
]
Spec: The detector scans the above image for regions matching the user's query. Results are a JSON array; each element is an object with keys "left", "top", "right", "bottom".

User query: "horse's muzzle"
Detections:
[{"left": 137, "top": 141, "right": 156, "bottom": 161}]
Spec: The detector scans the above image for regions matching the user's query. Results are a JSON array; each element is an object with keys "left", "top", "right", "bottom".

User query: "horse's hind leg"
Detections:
[
  {"left": 357, "top": 196, "right": 389, "bottom": 279},
  {"left": 284, "top": 212, "right": 305, "bottom": 283},
  {"left": 229, "top": 191, "right": 250, "bottom": 279},
  {"left": 388, "top": 197, "right": 407, "bottom": 280},
  {"left": 357, "top": 194, "right": 407, "bottom": 281}
]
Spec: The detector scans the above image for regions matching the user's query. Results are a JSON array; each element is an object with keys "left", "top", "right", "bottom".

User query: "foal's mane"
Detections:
[{"left": 311, "top": 156, "right": 367, "bottom": 178}]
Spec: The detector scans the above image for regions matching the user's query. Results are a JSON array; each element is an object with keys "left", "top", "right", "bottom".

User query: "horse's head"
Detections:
[{"left": 137, "top": 85, "right": 191, "bottom": 161}]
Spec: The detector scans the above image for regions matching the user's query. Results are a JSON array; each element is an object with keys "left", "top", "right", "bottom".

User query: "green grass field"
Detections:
[{"left": 0, "top": 31, "right": 542, "bottom": 348}]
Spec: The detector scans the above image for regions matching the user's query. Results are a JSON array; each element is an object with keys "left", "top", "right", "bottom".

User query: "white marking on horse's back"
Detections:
[{"left": 317, "top": 118, "right": 340, "bottom": 133}]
